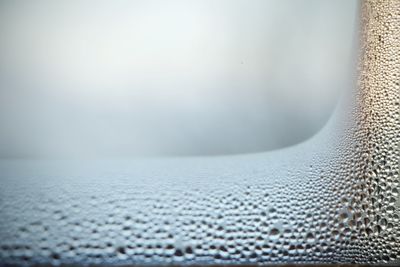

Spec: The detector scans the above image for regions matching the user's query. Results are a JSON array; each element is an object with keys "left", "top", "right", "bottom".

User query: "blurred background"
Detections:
[{"left": 0, "top": 0, "right": 358, "bottom": 158}]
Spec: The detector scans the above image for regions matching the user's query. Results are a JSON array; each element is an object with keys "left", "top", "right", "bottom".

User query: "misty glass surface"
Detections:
[
  {"left": 1, "top": 0, "right": 400, "bottom": 266},
  {"left": 0, "top": 0, "right": 358, "bottom": 158}
]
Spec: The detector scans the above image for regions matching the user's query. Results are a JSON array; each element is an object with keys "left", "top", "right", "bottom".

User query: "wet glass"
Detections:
[{"left": 0, "top": 0, "right": 399, "bottom": 266}]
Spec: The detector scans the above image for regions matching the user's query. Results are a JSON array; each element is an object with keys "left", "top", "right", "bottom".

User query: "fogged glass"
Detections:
[
  {"left": 0, "top": 0, "right": 399, "bottom": 266},
  {"left": 0, "top": 0, "right": 357, "bottom": 157}
]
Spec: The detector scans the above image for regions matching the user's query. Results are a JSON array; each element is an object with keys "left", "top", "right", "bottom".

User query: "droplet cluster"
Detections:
[{"left": 0, "top": 0, "right": 399, "bottom": 265}]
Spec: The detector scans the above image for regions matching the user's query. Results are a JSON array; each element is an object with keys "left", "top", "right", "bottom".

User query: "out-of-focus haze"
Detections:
[{"left": 0, "top": 0, "right": 358, "bottom": 158}]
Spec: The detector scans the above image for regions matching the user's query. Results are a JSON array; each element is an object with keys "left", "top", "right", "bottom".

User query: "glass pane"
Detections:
[
  {"left": 0, "top": 0, "right": 357, "bottom": 157},
  {"left": 0, "top": 0, "right": 399, "bottom": 266}
]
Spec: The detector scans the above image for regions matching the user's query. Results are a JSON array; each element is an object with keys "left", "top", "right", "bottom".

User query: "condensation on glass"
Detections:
[{"left": 0, "top": 0, "right": 399, "bottom": 265}]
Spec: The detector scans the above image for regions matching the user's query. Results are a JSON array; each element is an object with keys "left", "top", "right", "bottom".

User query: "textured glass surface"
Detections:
[{"left": 0, "top": 0, "right": 399, "bottom": 265}]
